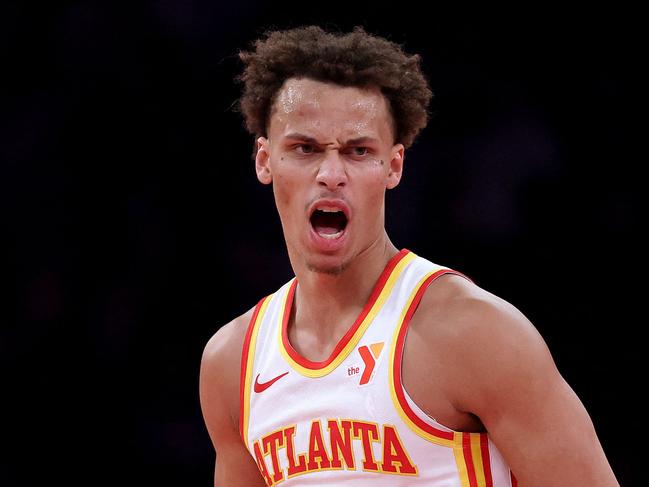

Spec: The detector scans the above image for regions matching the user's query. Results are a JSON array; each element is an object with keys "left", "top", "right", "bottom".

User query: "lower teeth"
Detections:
[{"left": 318, "top": 231, "right": 343, "bottom": 239}]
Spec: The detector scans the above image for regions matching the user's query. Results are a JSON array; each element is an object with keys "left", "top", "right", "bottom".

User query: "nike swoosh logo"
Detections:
[{"left": 254, "top": 371, "right": 289, "bottom": 393}]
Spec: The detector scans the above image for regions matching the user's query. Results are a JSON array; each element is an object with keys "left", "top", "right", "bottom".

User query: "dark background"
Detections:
[{"left": 2, "top": 2, "right": 641, "bottom": 486}]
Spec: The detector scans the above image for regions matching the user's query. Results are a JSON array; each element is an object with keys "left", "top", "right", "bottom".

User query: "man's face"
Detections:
[{"left": 255, "top": 77, "right": 404, "bottom": 275}]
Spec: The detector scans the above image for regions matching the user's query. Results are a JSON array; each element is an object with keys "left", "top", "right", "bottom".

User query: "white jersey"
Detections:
[{"left": 240, "top": 249, "right": 518, "bottom": 486}]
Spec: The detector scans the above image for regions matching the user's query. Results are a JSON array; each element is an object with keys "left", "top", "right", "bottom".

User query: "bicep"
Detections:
[
  {"left": 213, "top": 436, "right": 267, "bottom": 487},
  {"left": 199, "top": 323, "right": 266, "bottom": 486},
  {"left": 481, "top": 369, "right": 615, "bottom": 486},
  {"left": 202, "top": 392, "right": 264, "bottom": 487},
  {"left": 451, "top": 300, "right": 618, "bottom": 487}
]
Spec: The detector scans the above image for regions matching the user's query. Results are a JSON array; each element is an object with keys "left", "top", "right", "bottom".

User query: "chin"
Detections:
[
  {"left": 306, "top": 261, "right": 345, "bottom": 275},
  {"left": 304, "top": 253, "right": 350, "bottom": 276}
]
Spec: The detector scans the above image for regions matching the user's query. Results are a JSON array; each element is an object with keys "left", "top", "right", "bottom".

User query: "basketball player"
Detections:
[{"left": 199, "top": 26, "right": 619, "bottom": 486}]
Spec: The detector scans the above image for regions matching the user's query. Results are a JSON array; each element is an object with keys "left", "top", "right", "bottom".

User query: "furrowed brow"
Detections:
[
  {"left": 345, "top": 136, "right": 378, "bottom": 146},
  {"left": 283, "top": 133, "right": 322, "bottom": 145},
  {"left": 284, "top": 133, "right": 378, "bottom": 146}
]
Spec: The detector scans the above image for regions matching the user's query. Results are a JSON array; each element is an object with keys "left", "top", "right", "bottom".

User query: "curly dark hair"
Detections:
[{"left": 237, "top": 25, "right": 433, "bottom": 149}]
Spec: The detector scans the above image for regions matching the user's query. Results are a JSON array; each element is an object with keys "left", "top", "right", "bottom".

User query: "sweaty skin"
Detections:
[
  {"left": 200, "top": 78, "right": 620, "bottom": 487},
  {"left": 258, "top": 78, "right": 403, "bottom": 282}
]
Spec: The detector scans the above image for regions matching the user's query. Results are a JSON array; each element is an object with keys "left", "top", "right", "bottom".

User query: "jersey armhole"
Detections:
[
  {"left": 239, "top": 296, "right": 271, "bottom": 446},
  {"left": 388, "top": 269, "right": 472, "bottom": 446}
]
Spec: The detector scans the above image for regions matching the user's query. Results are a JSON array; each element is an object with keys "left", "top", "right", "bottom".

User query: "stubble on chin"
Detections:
[{"left": 306, "top": 259, "right": 348, "bottom": 276}]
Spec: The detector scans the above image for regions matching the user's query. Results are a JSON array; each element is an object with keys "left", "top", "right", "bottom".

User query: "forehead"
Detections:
[{"left": 269, "top": 78, "right": 393, "bottom": 142}]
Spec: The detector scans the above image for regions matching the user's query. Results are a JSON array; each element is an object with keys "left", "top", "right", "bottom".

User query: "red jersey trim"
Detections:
[
  {"left": 480, "top": 433, "right": 494, "bottom": 487},
  {"left": 280, "top": 248, "right": 411, "bottom": 371},
  {"left": 239, "top": 296, "right": 270, "bottom": 444},
  {"left": 462, "top": 432, "right": 479, "bottom": 487},
  {"left": 391, "top": 268, "right": 473, "bottom": 442}
]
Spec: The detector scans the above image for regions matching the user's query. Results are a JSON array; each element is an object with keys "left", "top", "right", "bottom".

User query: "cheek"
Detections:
[
  {"left": 353, "top": 162, "right": 391, "bottom": 192},
  {"left": 273, "top": 178, "right": 290, "bottom": 210},
  {"left": 272, "top": 173, "right": 301, "bottom": 221},
  {"left": 354, "top": 172, "right": 389, "bottom": 214}
]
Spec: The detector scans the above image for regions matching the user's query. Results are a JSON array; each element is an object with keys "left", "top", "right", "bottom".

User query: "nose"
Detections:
[{"left": 315, "top": 150, "right": 348, "bottom": 189}]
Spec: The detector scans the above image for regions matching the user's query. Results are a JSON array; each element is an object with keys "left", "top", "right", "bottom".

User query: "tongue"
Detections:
[
  {"left": 311, "top": 211, "right": 345, "bottom": 235},
  {"left": 314, "top": 223, "right": 341, "bottom": 235}
]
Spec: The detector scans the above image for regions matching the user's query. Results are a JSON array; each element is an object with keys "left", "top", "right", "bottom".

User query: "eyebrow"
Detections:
[{"left": 283, "top": 133, "right": 378, "bottom": 146}]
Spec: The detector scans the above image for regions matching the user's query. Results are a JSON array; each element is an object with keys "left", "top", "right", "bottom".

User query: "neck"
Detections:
[{"left": 290, "top": 236, "right": 400, "bottom": 340}]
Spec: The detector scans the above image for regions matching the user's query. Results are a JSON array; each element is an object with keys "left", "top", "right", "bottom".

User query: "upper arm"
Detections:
[
  {"left": 199, "top": 312, "right": 266, "bottom": 487},
  {"left": 442, "top": 284, "right": 619, "bottom": 486}
]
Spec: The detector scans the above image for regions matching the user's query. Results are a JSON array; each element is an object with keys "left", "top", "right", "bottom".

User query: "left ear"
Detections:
[
  {"left": 255, "top": 136, "right": 273, "bottom": 185},
  {"left": 386, "top": 144, "right": 405, "bottom": 189}
]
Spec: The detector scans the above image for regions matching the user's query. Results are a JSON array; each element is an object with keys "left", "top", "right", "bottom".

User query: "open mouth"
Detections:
[{"left": 310, "top": 207, "right": 348, "bottom": 239}]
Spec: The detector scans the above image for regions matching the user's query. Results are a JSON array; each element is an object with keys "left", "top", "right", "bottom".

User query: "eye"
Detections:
[
  {"left": 350, "top": 147, "right": 369, "bottom": 157},
  {"left": 295, "top": 144, "right": 315, "bottom": 154}
]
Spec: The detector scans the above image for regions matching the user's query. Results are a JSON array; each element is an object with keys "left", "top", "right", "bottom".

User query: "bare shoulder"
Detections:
[
  {"left": 409, "top": 275, "right": 619, "bottom": 486},
  {"left": 201, "top": 306, "right": 256, "bottom": 377},
  {"left": 200, "top": 306, "right": 256, "bottom": 442},
  {"left": 412, "top": 273, "right": 557, "bottom": 411},
  {"left": 418, "top": 273, "right": 548, "bottom": 348},
  {"left": 200, "top": 306, "right": 270, "bottom": 485}
]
